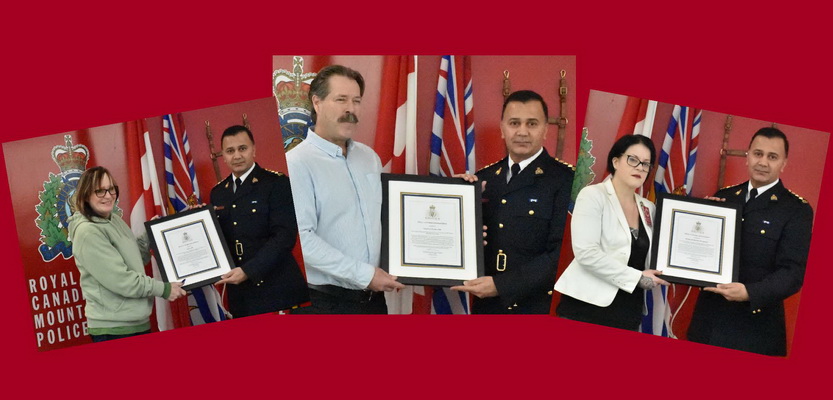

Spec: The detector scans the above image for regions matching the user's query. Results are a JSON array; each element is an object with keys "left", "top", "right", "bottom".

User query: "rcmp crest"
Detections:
[
  {"left": 273, "top": 56, "right": 316, "bottom": 152},
  {"left": 34, "top": 135, "right": 120, "bottom": 262}
]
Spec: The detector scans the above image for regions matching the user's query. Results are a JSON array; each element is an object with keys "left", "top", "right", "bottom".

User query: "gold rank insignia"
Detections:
[
  {"left": 535, "top": 167, "right": 543, "bottom": 175},
  {"left": 735, "top": 189, "right": 742, "bottom": 196},
  {"left": 787, "top": 189, "right": 808, "bottom": 203},
  {"left": 495, "top": 167, "right": 502, "bottom": 175},
  {"left": 252, "top": 177, "right": 258, "bottom": 183},
  {"left": 225, "top": 182, "right": 230, "bottom": 189},
  {"left": 771, "top": 194, "right": 778, "bottom": 201}
]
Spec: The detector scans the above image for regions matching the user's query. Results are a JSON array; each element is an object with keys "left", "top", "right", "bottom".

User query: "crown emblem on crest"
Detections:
[
  {"left": 36, "top": 135, "right": 119, "bottom": 262},
  {"left": 51, "top": 135, "right": 89, "bottom": 174},
  {"left": 273, "top": 56, "right": 317, "bottom": 151}
]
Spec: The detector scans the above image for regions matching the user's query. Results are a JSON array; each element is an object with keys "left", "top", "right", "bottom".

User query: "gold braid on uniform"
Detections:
[
  {"left": 264, "top": 168, "right": 285, "bottom": 176},
  {"left": 787, "top": 189, "right": 808, "bottom": 203},
  {"left": 553, "top": 157, "right": 576, "bottom": 171},
  {"left": 476, "top": 160, "right": 501, "bottom": 174}
]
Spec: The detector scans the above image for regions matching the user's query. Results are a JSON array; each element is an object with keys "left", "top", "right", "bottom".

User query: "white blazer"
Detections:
[{"left": 554, "top": 178, "right": 655, "bottom": 307}]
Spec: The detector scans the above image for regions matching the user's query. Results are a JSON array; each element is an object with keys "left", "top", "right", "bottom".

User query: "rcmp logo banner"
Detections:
[
  {"left": 35, "top": 135, "right": 119, "bottom": 262},
  {"left": 273, "top": 56, "right": 316, "bottom": 151}
]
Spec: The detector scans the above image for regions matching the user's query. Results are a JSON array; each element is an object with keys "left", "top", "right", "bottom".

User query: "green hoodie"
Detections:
[{"left": 68, "top": 211, "right": 171, "bottom": 336}]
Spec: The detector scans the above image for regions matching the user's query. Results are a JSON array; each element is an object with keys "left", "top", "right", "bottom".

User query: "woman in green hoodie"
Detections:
[{"left": 69, "top": 166, "right": 186, "bottom": 343}]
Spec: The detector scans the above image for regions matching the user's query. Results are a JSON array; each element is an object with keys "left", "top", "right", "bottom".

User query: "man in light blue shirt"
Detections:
[{"left": 287, "top": 64, "right": 404, "bottom": 314}]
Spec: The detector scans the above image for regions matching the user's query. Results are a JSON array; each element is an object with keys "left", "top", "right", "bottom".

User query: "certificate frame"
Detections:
[
  {"left": 381, "top": 173, "right": 485, "bottom": 286},
  {"left": 145, "top": 207, "right": 235, "bottom": 291},
  {"left": 650, "top": 192, "right": 741, "bottom": 287}
]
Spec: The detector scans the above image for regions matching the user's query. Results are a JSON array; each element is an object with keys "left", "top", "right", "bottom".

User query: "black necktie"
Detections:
[
  {"left": 235, "top": 177, "right": 242, "bottom": 193},
  {"left": 509, "top": 163, "right": 521, "bottom": 183},
  {"left": 748, "top": 188, "right": 758, "bottom": 203}
]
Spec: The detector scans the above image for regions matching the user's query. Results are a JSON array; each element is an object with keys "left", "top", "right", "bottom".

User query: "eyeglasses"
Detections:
[
  {"left": 625, "top": 155, "right": 652, "bottom": 171},
  {"left": 94, "top": 186, "right": 119, "bottom": 198}
]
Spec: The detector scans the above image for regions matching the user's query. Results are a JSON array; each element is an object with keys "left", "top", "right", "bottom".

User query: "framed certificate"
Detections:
[
  {"left": 381, "top": 174, "right": 485, "bottom": 286},
  {"left": 145, "top": 208, "right": 235, "bottom": 291},
  {"left": 650, "top": 193, "right": 741, "bottom": 287}
]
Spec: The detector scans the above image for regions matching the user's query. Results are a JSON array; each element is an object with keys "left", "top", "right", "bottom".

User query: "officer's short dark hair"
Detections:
[
  {"left": 607, "top": 134, "right": 656, "bottom": 175},
  {"left": 501, "top": 90, "right": 548, "bottom": 121},
  {"left": 308, "top": 65, "right": 366, "bottom": 124},
  {"left": 221, "top": 125, "right": 254, "bottom": 145},
  {"left": 749, "top": 127, "right": 789, "bottom": 157}
]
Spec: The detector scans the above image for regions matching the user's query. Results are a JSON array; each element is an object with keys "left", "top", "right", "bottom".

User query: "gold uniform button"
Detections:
[
  {"left": 499, "top": 223, "right": 504, "bottom": 228},
  {"left": 529, "top": 210, "right": 535, "bottom": 216},
  {"left": 235, "top": 239, "right": 239, "bottom": 243},
  {"left": 501, "top": 199, "right": 507, "bottom": 204},
  {"left": 507, "top": 307, "right": 513, "bottom": 310},
  {"left": 233, "top": 222, "right": 237, "bottom": 225},
  {"left": 547, "top": 290, "right": 553, "bottom": 295},
  {"left": 760, "top": 230, "right": 766, "bottom": 234},
  {"left": 752, "top": 310, "right": 756, "bottom": 314},
  {"left": 252, "top": 209, "right": 256, "bottom": 213},
  {"left": 232, "top": 204, "right": 236, "bottom": 208}
]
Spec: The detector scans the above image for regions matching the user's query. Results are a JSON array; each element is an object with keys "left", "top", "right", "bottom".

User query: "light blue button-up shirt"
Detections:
[{"left": 286, "top": 130, "right": 382, "bottom": 289}]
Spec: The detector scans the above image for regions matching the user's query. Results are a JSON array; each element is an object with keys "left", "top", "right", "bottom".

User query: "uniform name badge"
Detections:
[
  {"left": 145, "top": 207, "right": 235, "bottom": 290},
  {"left": 380, "top": 173, "right": 485, "bottom": 286},
  {"left": 649, "top": 192, "right": 742, "bottom": 287}
]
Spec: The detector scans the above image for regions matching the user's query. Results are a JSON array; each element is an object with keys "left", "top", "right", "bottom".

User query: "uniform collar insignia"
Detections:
[
  {"left": 252, "top": 177, "right": 258, "bottom": 183},
  {"left": 225, "top": 182, "right": 229, "bottom": 189},
  {"left": 535, "top": 167, "right": 544, "bottom": 175},
  {"left": 495, "top": 167, "right": 502, "bottom": 175},
  {"left": 771, "top": 194, "right": 778, "bottom": 201},
  {"left": 735, "top": 189, "right": 742, "bottom": 196}
]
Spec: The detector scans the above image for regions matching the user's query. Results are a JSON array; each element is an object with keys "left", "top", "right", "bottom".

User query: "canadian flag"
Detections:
[
  {"left": 124, "top": 119, "right": 191, "bottom": 331},
  {"left": 372, "top": 56, "right": 432, "bottom": 314}
]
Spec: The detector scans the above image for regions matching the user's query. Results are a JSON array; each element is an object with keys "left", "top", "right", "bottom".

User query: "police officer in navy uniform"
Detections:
[
  {"left": 211, "top": 125, "right": 309, "bottom": 318},
  {"left": 688, "top": 127, "right": 813, "bottom": 356},
  {"left": 452, "top": 90, "right": 573, "bottom": 314}
]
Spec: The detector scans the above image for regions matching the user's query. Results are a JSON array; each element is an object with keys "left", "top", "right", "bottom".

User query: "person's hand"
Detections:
[
  {"left": 704, "top": 282, "right": 749, "bottom": 302},
  {"left": 167, "top": 282, "right": 187, "bottom": 301},
  {"left": 704, "top": 196, "right": 726, "bottom": 202},
  {"left": 638, "top": 270, "right": 670, "bottom": 289},
  {"left": 367, "top": 267, "right": 405, "bottom": 292},
  {"left": 451, "top": 276, "right": 498, "bottom": 298},
  {"left": 187, "top": 203, "right": 207, "bottom": 210},
  {"left": 216, "top": 267, "right": 248, "bottom": 285},
  {"left": 453, "top": 173, "right": 478, "bottom": 183}
]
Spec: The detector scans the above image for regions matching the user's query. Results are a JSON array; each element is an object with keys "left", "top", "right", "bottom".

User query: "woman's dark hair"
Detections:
[
  {"left": 606, "top": 135, "right": 656, "bottom": 175},
  {"left": 73, "top": 166, "right": 119, "bottom": 220}
]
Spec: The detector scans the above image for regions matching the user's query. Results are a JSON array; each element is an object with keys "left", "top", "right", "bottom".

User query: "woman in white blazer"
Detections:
[{"left": 554, "top": 135, "right": 668, "bottom": 330}]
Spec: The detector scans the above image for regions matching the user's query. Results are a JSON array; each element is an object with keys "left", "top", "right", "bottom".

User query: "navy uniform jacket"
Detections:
[
  {"left": 688, "top": 180, "right": 813, "bottom": 355},
  {"left": 210, "top": 164, "right": 309, "bottom": 318},
  {"left": 473, "top": 149, "right": 574, "bottom": 314}
]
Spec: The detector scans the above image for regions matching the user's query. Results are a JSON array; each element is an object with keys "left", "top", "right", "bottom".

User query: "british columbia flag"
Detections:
[
  {"left": 162, "top": 113, "right": 228, "bottom": 324},
  {"left": 428, "top": 55, "right": 475, "bottom": 314}
]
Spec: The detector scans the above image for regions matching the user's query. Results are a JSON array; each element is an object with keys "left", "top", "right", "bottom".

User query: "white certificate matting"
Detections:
[
  {"left": 651, "top": 194, "right": 740, "bottom": 287},
  {"left": 146, "top": 208, "right": 234, "bottom": 289},
  {"left": 385, "top": 179, "right": 480, "bottom": 284}
]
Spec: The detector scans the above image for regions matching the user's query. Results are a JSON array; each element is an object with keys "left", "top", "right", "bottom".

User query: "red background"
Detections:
[{"left": 2, "top": 1, "right": 832, "bottom": 397}]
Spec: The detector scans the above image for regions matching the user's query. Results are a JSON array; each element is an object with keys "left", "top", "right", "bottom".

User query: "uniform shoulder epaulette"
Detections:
[
  {"left": 213, "top": 177, "right": 229, "bottom": 189},
  {"left": 553, "top": 157, "right": 576, "bottom": 172},
  {"left": 476, "top": 160, "right": 501, "bottom": 174},
  {"left": 264, "top": 168, "right": 285, "bottom": 176},
  {"left": 719, "top": 182, "right": 744, "bottom": 191},
  {"left": 787, "top": 189, "right": 808, "bottom": 204}
]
